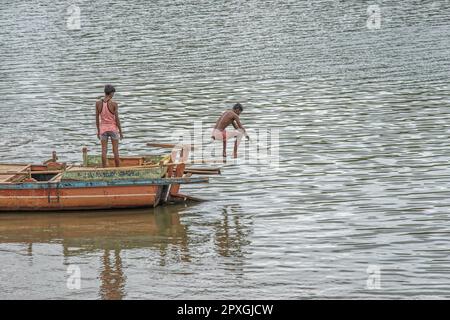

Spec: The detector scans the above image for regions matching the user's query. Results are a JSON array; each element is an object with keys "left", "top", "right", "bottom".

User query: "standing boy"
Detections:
[{"left": 96, "top": 85, "right": 123, "bottom": 167}]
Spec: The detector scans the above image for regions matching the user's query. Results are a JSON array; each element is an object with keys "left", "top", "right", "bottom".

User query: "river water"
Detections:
[{"left": 1, "top": 0, "right": 450, "bottom": 299}]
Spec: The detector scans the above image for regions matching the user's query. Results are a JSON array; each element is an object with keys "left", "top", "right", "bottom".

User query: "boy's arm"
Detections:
[
  {"left": 114, "top": 103, "right": 123, "bottom": 139},
  {"left": 233, "top": 115, "right": 249, "bottom": 139},
  {"left": 95, "top": 102, "right": 100, "bottom": 139}
]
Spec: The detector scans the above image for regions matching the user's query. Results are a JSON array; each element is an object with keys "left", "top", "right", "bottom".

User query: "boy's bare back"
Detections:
[{"left": 214, "top": 110, "right": 239, "bottom": 130}]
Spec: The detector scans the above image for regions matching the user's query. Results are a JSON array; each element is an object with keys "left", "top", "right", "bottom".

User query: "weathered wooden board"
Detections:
[
  {"left": 83, "top": 154, "right": 170, "bottom": 167},
  {"left": 61, "top": 166, "right": 168, "bottom": 181},
  {"left": 0, "top": 164, "right": 30, "bottom": 183}
]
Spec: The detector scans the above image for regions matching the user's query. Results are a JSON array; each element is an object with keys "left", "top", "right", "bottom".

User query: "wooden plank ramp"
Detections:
[{"left": 0, "top": 164, "right": 30, "bottom": 183}]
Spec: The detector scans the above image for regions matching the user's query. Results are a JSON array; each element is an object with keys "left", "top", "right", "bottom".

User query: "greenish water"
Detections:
[{"left": 1, "top": 0, "right": 450, "bottom": 299}]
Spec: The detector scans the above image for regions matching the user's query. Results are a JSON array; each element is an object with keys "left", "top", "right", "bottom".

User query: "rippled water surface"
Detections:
[{"left": 1, "top": 0, "right": 450, "bottom": 299}]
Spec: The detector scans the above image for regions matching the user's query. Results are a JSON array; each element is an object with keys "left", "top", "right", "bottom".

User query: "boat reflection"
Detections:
[{"left": 0, "top": 204, "right": 252, "bottom": 299}]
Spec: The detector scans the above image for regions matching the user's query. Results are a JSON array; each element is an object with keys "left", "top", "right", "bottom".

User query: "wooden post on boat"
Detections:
[
  {"left": 43, "top": 151, "right": 66, "bottom": 170},
  {"left": 43, "top": 151, "right": 58, "bottom": 164},
  {"left": 169, "top": 162, "right": 186, "bottom": 196},
  {"left": 146, "top": 142, "right": 198, "bottom": 202},
  {"left": 82, "top": 147, "right": 88, "bottom": 167},
  {"left": 167, "top": 144, "right": 188, "bottom": 198}
]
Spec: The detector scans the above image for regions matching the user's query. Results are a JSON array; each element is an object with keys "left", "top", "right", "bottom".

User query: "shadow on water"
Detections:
[{"left": 0, "top": 203, "right": 253, "bottom": 299}]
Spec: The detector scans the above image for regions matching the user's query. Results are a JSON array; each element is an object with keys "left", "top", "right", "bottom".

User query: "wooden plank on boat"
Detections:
[
  {"left": 61, "top": 166, "right": 168, "bottom": 181},
  {"left": 3, "top": 170, "right": 63, "bottom": 175},
  {"left": 186, "top": 159, "right": 228, "bottom": 164},
  {"left": 83, "top": 155, "right": 144, "bottom": 167},
  {"left": 0, "top": 177, "right": 209, "bottom": 189},
  {"left": 147, "top": 143, "right": 179, "bottom": 148},
  {"left": 49, "top": 165, "right": 74, "bottom": 182},
  {"left": 170, "top": 193, "right": 205, "bottom": 202},
  {"left": 184, "top": 168, "right": 221, "bottom": 175},
  {"left": 67, "top": 164, "right": 171, "bottom": 172},
  {"left": 147, "top": 142, "right": 198, "bottom": 150},
  {"left": 0, "top": 164, "right": 30, "bottom": 183},
  {"left": 83, "top": 154, "right": 170, "bottom": 167}
]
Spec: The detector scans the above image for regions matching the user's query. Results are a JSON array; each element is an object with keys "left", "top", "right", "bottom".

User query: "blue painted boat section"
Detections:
[{"left": 0, "top": 177, "right": 208, "bottom": 190}]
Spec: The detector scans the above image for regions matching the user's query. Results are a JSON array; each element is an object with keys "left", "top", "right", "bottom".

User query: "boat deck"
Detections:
[{"left": 0, "top": 164, "right": 30, "bottom": 183}]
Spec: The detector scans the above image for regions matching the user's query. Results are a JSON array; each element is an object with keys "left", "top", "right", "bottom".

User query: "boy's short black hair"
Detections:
[
  {"left": 104, "top": 85, "right": 116, "bottom": 95},
  {"left": 232, "top": 103, "right": 243, "bottom": 112}
]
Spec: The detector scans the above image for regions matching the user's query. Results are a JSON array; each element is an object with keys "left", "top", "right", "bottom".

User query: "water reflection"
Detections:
[
  {"left": 100, "top": 249, "right": 125, "bottom": 300},
  {"left": 214, "top": 205, "right": 251, "bottom": 256},
  {"left": 213, "top": 205, "right": 252, "bottom": 277},
  {"left": 0, "top": 204, "right": 253, "bottom": 299}
]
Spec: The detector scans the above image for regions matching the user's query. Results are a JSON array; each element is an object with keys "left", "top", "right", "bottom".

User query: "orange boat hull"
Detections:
[{"left": 0, "top": 185, "right": 164, "bottom": 211}]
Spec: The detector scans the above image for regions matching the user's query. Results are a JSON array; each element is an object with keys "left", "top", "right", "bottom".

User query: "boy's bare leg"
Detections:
[
  {"left": 112, "top": 139, "right": 120, "bottom": 167},
  {"left": 222, "top": 139, "right": 227, "bottom": 158},
  {"left": 101, "top": 139, "right": 108, "bottom": 168},
  {"left": 226, "top": 130, "right": 243, "bottom": 159}
]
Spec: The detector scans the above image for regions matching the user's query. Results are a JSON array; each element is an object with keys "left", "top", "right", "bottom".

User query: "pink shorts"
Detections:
[
  {"left": 211, "top": 128, "right": 244, "bottom": 141},
  {"left": 211, "top": 129, "right": 227, "bottom": 140}
]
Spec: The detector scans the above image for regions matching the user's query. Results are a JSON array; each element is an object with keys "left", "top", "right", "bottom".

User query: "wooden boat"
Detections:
[{"left": 0, "top": 144, "right": 219, "bottom": 212}]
